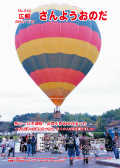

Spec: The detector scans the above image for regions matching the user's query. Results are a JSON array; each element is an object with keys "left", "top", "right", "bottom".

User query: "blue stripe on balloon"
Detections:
[{"left": 15, "top": 9, "right": 101, "bottom": 38}]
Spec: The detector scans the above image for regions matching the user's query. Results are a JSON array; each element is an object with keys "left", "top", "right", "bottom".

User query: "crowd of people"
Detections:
[
  {"left": 1, "top": 136, "right": 15, "bottom": 157},
  {"left": 1, "top": 131, "right": 120, "bottom": 165},
  {"left": 54, "top": 109, "right": 60, "bottom": 113},
  {"left": 19, "top": 133, "right": 37, "bottom": 156},
  {"left": 1, "top": 133, "right": 37, "bottom": 157},
  {"left": 105, "top": 132, "right": 120, "bottom": 159},
  {"left": 65, "top": 131, "right": 120, "bottom": 165},
  {"left": 65, "top": 131, "right": 90, "bottom": 165}
]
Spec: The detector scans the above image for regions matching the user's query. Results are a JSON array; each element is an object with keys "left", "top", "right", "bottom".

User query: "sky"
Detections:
[{"left": 0, "top": 0, "right": 120, "bottom": 121}]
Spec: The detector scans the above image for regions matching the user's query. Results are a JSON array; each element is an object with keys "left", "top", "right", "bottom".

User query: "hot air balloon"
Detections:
[{"left": 15, "top": 4, "right": 101, "bottom": 113}]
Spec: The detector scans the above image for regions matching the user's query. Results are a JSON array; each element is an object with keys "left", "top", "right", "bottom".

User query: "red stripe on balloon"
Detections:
[{"left": 30, "top": 68, "right": 85, "bottom": 86}]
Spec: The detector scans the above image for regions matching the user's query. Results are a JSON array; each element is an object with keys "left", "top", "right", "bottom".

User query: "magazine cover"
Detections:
[{"left": 0, "top": 0, "right": 120, "bottom": 167}]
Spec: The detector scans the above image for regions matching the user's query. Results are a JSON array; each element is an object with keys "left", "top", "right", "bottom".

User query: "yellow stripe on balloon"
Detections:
[
  {"left": 39, "top": 82, "right": 75, "bottom": 91},
  {"left": 17, "top": 37, "right": 99, "bottom": 64},
  {"left": 75, "top": 40, "right": 99, "bottom": 64},
  {"left": 43, "top": 88, "right": 71, "bottom": 97}
]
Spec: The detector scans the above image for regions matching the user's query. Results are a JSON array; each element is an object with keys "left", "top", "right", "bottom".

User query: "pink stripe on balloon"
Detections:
[
  {"left": 15, "top": 34, "right": 20, "bottom": 49},
  {"left": 73, "top": 72, "right": 85, "bottom": 86},
  {"left": 15, "top": 22, "right": 100, "bottom": 50},
  {"left": 59, "top": 68, "right": 70, "bottom": 82},
  {"left": 66, "top": 69, "right": 85, "bottom": 85},
  {"left": 78, "top": 26, "right": 92, "bottom": 43},
  {"left": 30, "top": 68, "right": 51, "bottom": 85},
  {"left": 61, "top": 22, "right": 78, "bottom": 39},
  {"left": 28, "top": 24, "right": 43, "bottom": 41},
  {"left": 15, "top": 28, "right": 28, "bottom": 49},
  {"left": 43, "top": 22, "right": 60, "bottom": 37},
  {"left": 48, "top": 68, "right": 59, "bottom": 82},
  {"left": 19, "top": 28, "right": 28, "bottom": 45},
  {"left": 30, "top": 68, "right": 85, "bottom": 86},
  {"left": 97, "top": 38, "right": 101, "bottom": 52},
  {"left": 91, "top": 31, "right": 101, "bottom": 52},
  {"left": 91, "top": 31, "right": 99, "bottom": 47}
]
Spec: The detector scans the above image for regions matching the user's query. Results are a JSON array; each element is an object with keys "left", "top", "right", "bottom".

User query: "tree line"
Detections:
[{"left": 0, "top": 108, "right": 120, "bottom": 134}]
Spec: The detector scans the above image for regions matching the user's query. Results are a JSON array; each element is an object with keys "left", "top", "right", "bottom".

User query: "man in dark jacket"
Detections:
[
  {"left": 31, "top": 133, "right": 36, "bottom": 156},
  {"left": 65, "top": 132, "right": 76, "bottom": 165}
]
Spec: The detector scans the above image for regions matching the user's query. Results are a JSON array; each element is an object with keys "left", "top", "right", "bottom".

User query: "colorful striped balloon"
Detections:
[{"left": 15, "top": 3, "right": 101, "bottom": 107}]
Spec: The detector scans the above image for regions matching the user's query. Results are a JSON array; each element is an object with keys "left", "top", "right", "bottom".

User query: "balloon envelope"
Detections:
[{"left": 15, "top": 3, "right": 101, "bottom": 106}]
